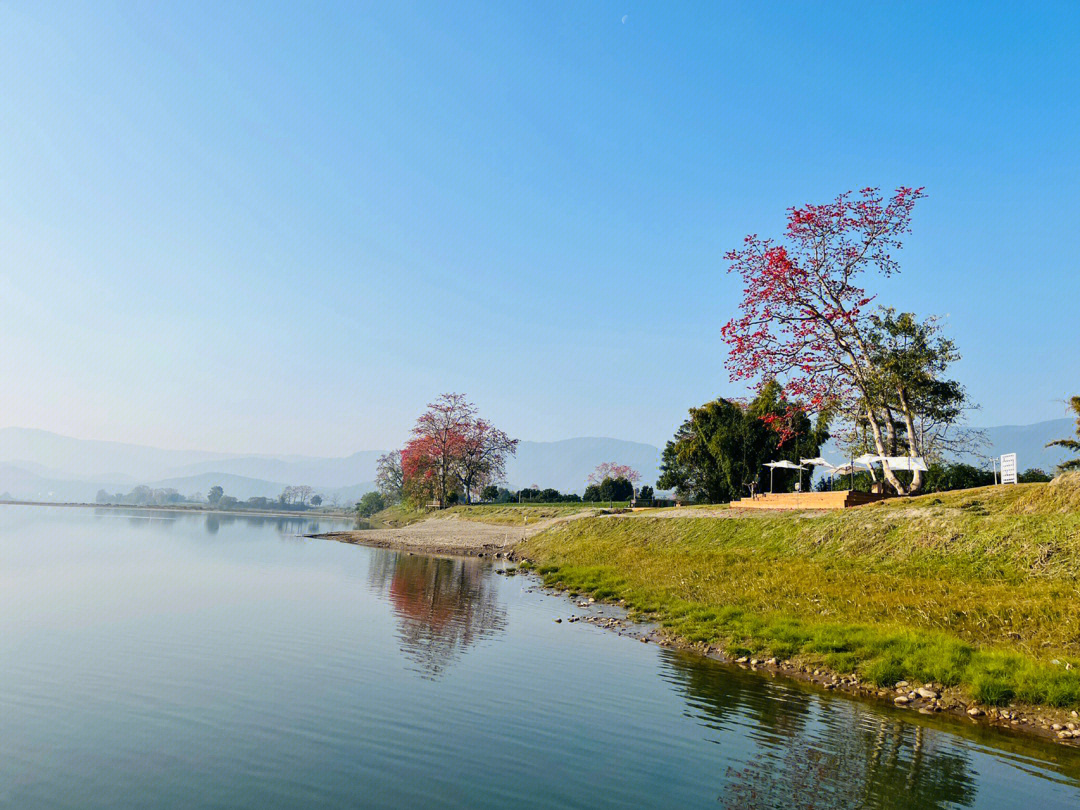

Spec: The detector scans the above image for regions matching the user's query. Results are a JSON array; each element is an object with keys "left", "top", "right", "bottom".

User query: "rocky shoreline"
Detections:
[
  {"left": 518, "top": 567, "right": 1080, "bottom": 749},
  {"left": 312, "top": 512, "right": 1080, "bottom": 748}
]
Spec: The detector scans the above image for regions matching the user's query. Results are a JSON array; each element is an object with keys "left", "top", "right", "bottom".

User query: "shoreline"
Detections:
[
  {"left": 312, "top": 513, "right": 1080, "bottom": 748},
  {"left": 0, "top": 499, "right": 356, "bottom": 521},
  {"left": 308, "top": 491, "right": 1080, "bottom": 749},
  {"left": 527, "top": 579, "right": 1080, "bottom": 750}
]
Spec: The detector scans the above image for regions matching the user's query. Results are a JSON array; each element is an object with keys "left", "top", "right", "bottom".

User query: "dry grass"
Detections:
[{"left": 444, "top": 504, "right": 602, "bottom": 526}]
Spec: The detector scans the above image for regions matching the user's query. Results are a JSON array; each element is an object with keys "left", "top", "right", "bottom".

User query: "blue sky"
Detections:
[{"left": 1, "top": 1, "right": 1077, "bottom": 456}]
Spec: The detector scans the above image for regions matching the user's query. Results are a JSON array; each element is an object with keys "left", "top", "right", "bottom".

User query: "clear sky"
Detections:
[{"left": 2, "top": 1, "right": 1078, "bottom": 456}]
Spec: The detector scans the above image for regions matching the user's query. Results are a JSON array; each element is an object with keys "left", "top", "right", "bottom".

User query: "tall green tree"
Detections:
[
  {"left": 658, "top": 382, "right": 828, "bottom": 503},
  {"left": 1048, "top": 396, "right": 1080, "bottom": 472}
]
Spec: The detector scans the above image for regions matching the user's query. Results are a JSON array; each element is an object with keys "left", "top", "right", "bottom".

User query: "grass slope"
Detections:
[{"left": 519, "top": 475, "right": 1080, "bottom": 709}]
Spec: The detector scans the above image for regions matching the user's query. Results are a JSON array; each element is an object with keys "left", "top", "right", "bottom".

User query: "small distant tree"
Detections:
[
  {"left": 638, "top": 484, "right": 654, "bottom": 502},
  {"left": 583, "top": 484, "right": 602, "bottom": 502},
  {"left": 1018, "top": 468, "right": 1052, "bottom": 484},
  {"left": 356, "top": 491, "right": 385, "bottom": 517},
  {"left": 455, "top": 418, "right": 518, "bottom": 504},
  {"left": 218, "top": 495, "right": 238, "bottom": 510},
  {"left": 1047, "top": 396, "right": 1080, "bottom": 472},
  {"left": 208, "top": 485, "right": 224, "bottom": 505},
  {"left": 588, "top": 463, "right": 641, "bottom": 487},
  {"left": 96, "top": 489, "right": 112, "bottom": 504},
  {"left": 539, "top": 488, "right": 561, "bottom": 502},
  {"left": 481, "top": 484, "right": 500, "bottom": 502},
  {"left": 375, "top": 450, "right": 404, "bottom": 505},
  {"left": 405, "top": 393, "right": 474, "bottom": 507},
  {"left": 598, "top": 477, "right": 633, "bottom": 502},
  {"left": 310, "top": 494, "right": 323, "bottom": 506}
]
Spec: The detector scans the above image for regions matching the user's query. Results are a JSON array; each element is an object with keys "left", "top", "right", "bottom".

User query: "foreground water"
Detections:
[{"left": 2, "top": 506, "right": 1080, "bottom": 808}]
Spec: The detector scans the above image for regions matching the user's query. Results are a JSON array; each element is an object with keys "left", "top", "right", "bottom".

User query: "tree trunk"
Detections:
[
  {"left": 896, "top": 388, "right": 924, "bottom": 494},
  {"left": 865, "top": 405, "right": 906, "bottom": 494}
]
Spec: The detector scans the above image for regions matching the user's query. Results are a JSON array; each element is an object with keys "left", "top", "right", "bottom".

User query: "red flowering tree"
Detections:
[
  {"left": 456, "top": 418, "right": 518, "bottom": 504},
  {"left": 721, "top": 186, "right": 927, "bottom": 495},
  {"left": 588, "top": 463, "right": 641, "bottom": 486},
  {"left": 401, "top": 393, "right": 518, "bottom": 507}
]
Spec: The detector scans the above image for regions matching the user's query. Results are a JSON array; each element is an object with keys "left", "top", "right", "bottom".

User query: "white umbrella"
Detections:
[
  {"left": 880, "top": 456, "right": 929, "bottom": 472},
  {"left": 801, "top": 457, "right": 839, "bottom": 491},
  {"left": 763, "top": 460, "right": 807, "bottom": 493}
]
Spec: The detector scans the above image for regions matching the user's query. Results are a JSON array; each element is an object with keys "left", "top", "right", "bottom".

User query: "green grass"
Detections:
[{"left": 519, "top": 476, "right": 1080, "bottom": 708}]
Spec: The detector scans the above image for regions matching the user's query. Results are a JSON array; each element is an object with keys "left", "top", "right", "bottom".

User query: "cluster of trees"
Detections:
[
  {"left": 98, "top": 484, "right": 331, "bottom": 511},
  {"left": 657, "top": 381, "right": 829, "bottom": 503},
  {"left": 278, "top": 485, "right": 320, "bottom": 506},
  {"left": 96, "top": 486, "right": 192, "bottom": 506},
  {"left": 380, "top": 394, "right": 518, "bottom": 508},
  {"left": 721, "top": 187, "right": 971, "bottom": 496}
]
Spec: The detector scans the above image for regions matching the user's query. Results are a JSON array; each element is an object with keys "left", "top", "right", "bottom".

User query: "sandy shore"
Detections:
[{"left": 309, "top": 510, "right": 600, "bottom": 555}]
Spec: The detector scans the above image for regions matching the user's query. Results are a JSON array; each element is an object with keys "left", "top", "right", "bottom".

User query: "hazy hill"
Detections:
[
  {"left": 0, "top": 427, "right": 225, "bottom": 481},
  {"left": 163, "top": 451, "right": 384, "bottom": 489},
  {"left": 974, "top": 418, "right": 1073, "bottom": 472}
]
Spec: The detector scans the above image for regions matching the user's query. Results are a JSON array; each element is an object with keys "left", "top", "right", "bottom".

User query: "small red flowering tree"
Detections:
[
  {"left": 456, "top": 419, "right": 518, "bottom": 504},
  {"left": 721, "top": 186, "right": 927, "bottom": 495},
  {"left": 405, "top": 393, "right": 474, "bottom": 507},
  {"left": 588, "top": 463, "right": 641, "bottom": 489},
  {"left": 402, "top": 393, "right": 518, "bottom": 507}
]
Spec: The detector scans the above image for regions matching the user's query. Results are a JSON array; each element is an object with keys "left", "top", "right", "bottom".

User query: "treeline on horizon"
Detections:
[{"left": 95, "top": 483, "right": 334, "bottom": 511}]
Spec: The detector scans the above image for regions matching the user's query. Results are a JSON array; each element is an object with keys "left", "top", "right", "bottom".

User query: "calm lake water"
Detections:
[{"left": 3, "top": 506, "right": 1080, "bottom": 809}]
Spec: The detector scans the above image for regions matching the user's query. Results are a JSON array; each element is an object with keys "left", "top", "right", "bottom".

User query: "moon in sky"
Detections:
[{"left": 621, "top": 15, "right": 628, "bottom": 24}]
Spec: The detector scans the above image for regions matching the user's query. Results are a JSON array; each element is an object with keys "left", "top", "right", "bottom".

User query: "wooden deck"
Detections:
[{"left": 731, "top": 490, "right": 891, "bottom": 511}]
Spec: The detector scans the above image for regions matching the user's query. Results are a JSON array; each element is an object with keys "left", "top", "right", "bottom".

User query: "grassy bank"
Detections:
[{"left": 519, "top": 475, "right": 1080, "bottom": 709}]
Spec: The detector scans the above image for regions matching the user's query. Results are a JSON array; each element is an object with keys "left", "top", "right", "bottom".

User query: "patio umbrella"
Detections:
[
  {"left": 801, "top": 457, "right": 838, "bottom": 491},
  {"left": 763, "top": 460, "right": 807, "bottom": 493},
  {"left": 880, "top": 456, "right": 929, "bottom": 472}
]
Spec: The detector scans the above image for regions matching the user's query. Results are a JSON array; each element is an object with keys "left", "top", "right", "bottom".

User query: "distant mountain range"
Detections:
[{"left": 0, "top": 419, "right": 1072, "bottom": 504}]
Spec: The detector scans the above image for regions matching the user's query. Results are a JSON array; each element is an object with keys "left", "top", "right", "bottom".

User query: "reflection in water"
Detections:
[
  {"left": 90, "top": 507, "right": 336, "bottom": 537},
  {"left": 369, "top": 551, "right": 507, "bottom": 678},
  {"left": 663, "top": 651, "right": 977, "bottom": 809}
]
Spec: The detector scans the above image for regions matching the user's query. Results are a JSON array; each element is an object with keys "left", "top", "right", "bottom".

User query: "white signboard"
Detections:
[{"left": 1001, "top": 453, "right": 1018, "bottom": 485}]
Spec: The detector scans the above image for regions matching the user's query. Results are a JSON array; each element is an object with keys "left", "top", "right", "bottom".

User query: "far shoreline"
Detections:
[{"left": 0, "top": 499, "right": 357, "bottom": 522}]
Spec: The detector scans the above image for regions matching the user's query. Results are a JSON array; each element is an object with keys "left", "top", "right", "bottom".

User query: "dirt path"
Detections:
[{"left": 309, "top": 510, "right": 597, "bottom": 556}]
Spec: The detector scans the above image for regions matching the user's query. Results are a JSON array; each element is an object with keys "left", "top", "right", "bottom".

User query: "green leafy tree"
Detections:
[
  {"left": 481, "top": 484, "right": 500, "bottom": 502},
  {"left": 922, "top": 463, "right": 994, "bottom": 492},
  {"left": 638, "top": 484, "right": 654, "bottom": 502},
  {"left": 310, "top": 494, "right": 323, "bottom": 506},
  {"left": 356, "top": 491, "right": 386, "bottom": 518},
  {"left": 218, "top": 495, "right": 238, "bottom": 510},
  {"left": 1047, "top": 396, "right": 1080, "bottom": 472},
  {"left": 1018, "top": 468, "right": 1052, "bottom": 483},
  {"left": 658, "top": 382, "right": 828, "bottom": 503},
  {"left": 207, "top": 485, "right": 224, "bottom": 506},
  {"left": 583, "top": 484, "right": 601, "bottom": 502},
  {"left": 598, "top": 476, "right": 633, "bottom": 502},
  {"left": 863, "top": 309, "right": 970, "bottom": 491}
]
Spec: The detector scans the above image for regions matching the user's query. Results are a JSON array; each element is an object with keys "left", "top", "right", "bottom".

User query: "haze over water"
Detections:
[{"left": 3, "top": 505, "right": 1079, "bottom": 809}]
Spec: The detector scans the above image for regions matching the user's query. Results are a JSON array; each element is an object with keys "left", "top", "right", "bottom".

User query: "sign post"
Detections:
[{"left": 1000, "top": 453, "right": 1018, "bottom": 485}]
